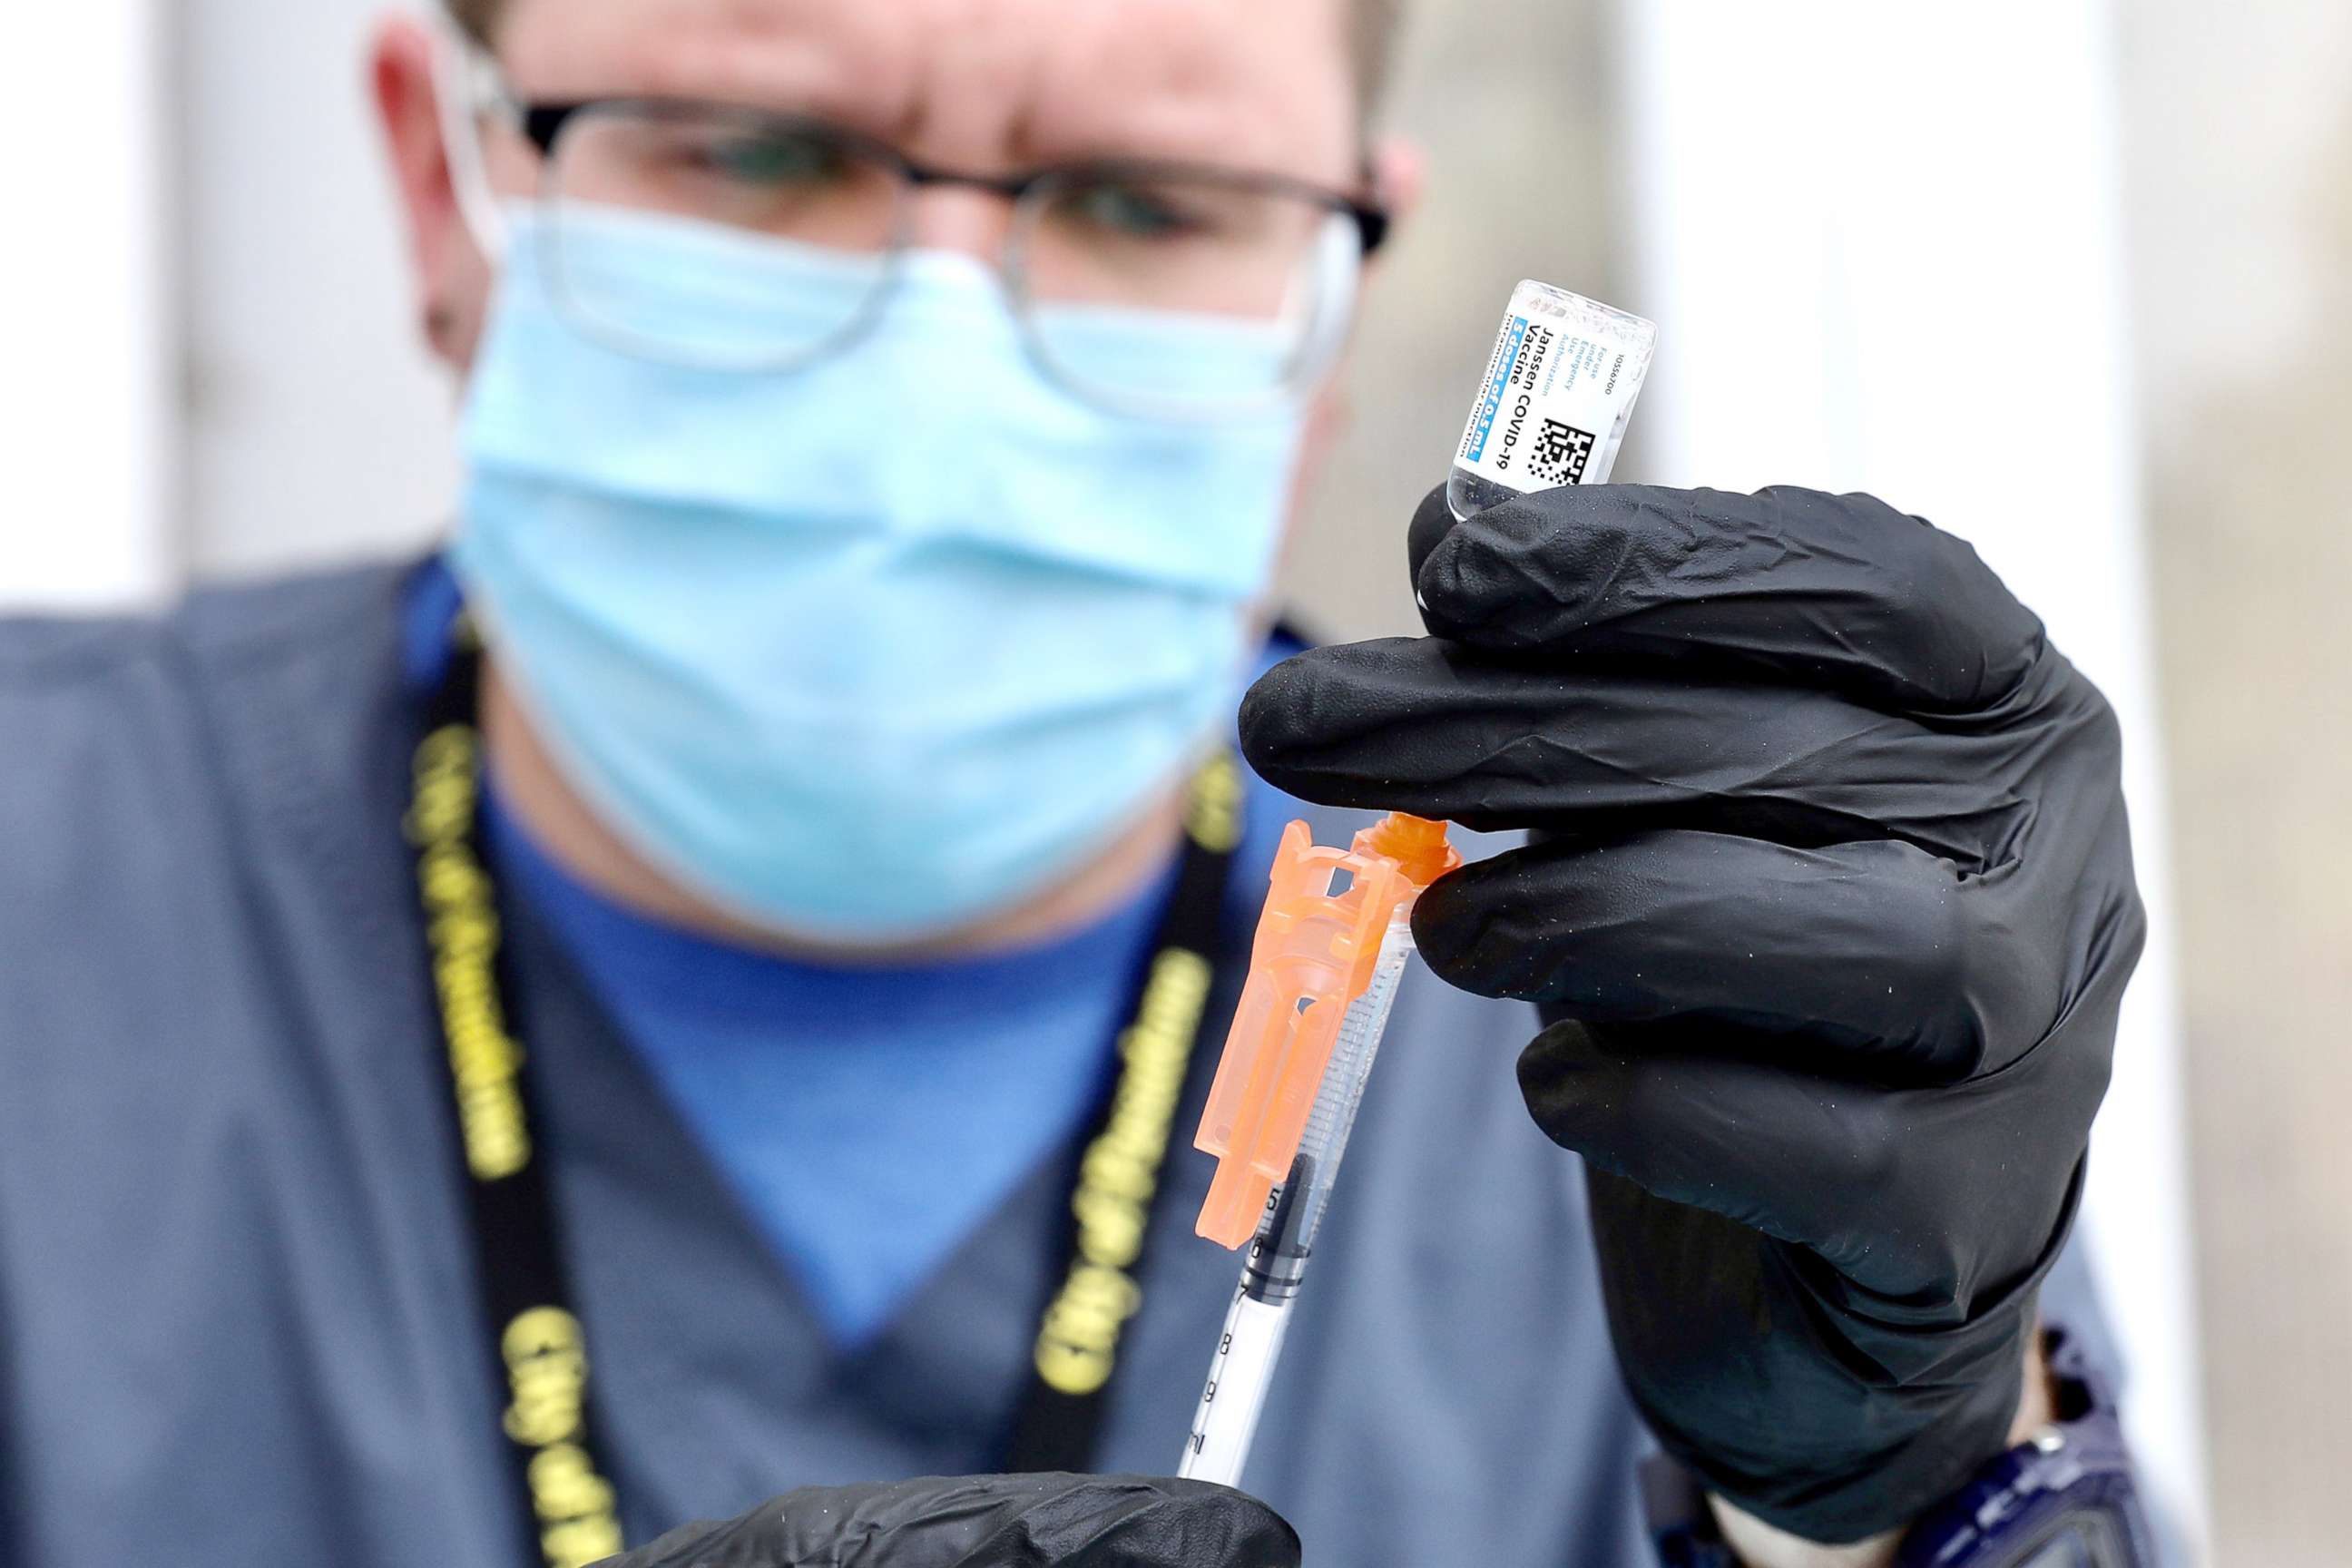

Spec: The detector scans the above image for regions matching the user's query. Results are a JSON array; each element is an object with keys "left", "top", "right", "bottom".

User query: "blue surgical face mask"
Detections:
[{"left": 452, "top": 209, "right": 1306, "bottom": 942}]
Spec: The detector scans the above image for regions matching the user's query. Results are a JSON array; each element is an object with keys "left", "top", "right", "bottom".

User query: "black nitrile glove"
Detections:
[
  {"left": 597, "top": 1473, "right": 1298, "bottom": 1567},
  {"left": 1242, "top": 485, "right": 2145, "bottom": 1544}
]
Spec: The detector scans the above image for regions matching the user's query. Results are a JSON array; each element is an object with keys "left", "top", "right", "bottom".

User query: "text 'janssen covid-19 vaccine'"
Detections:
[{"left": 1449, "top": 280, "right": 1658, "bottom": 520}]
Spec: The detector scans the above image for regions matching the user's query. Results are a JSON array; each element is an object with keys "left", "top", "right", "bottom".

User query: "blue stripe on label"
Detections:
[{"left": 1465, "top": 317, "right": 1531, "bottom": 464}]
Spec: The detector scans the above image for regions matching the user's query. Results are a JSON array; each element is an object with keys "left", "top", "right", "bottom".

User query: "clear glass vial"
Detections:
[{"left": 1448, "top": 279, "right": 1659, "bottom": 520}]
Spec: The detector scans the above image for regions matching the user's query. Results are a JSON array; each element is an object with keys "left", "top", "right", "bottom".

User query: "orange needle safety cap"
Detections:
[{"left": 1192, "top": 814, "right": 1461, "bottom": 1249}]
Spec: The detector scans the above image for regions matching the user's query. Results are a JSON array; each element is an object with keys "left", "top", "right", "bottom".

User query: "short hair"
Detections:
[{"left": 445, "top": 0, "right": 1406, "bottom": 122}]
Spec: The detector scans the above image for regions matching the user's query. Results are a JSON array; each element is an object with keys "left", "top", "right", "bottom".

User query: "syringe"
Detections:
[
  {"left": 1174, "top": 279, "right": 1657, "bottom": 1490},
  {"left": 1177, "top": 813, "right": 1457, "bottom": 1487}
]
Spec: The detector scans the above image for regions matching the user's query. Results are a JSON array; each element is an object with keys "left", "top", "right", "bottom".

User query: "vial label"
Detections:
[{"left": 1449, "top": 280, "right": 1658, "bottom": 520}]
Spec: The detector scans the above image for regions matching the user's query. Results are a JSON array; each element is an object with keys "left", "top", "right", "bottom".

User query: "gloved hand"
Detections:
[
  {"left": 1241, "top": 485, "right": 2145, "bottom": 1544},
  {"left": 596, "top": 1473, "right": 1298, "bottom": 1567}
]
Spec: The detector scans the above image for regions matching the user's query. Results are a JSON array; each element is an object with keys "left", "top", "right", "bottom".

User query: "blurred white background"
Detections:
[{"left": 11, "top": 2, "right": 2352, "bottom": 1562}]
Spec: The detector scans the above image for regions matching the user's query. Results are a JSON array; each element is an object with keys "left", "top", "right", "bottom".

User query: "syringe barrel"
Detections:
[
  {"left": 1246, "top": 907, "right": 1416, "bottom": 1296},
  {"left": 1177, "top": 908, "right": 1421, "bottom": 1487},
  {"left": 1177, "top": 1289, "right": 1291, "bottom": 1488}
]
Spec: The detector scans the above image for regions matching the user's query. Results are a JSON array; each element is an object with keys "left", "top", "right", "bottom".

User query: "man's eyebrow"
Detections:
[
  {"left": 542, "top": 20, "right": 912, "bottom": 136},
  {"left": 1012, "top": 85, "right": 1319, "bottom": 172},
  {"left": 1011, "top": 34, "right": 1357, "bottom": 183}
]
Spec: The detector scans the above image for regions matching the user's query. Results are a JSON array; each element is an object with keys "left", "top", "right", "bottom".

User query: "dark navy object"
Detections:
[
  {"left": 1893, "top": 1330, "right": 2156, "bottom": 1568},
  {"left": 1649, "top": 1331, "right": 2155, "bottom": 1568}
]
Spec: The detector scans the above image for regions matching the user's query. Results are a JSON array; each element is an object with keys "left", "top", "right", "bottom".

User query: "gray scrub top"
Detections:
[{"left": 0, "top": 561, "right": 2112, "bottom": 1567}]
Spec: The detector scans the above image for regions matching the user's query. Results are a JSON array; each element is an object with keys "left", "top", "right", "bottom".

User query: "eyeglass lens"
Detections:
[{"left": 536, "top": 101, "right": 1357, "bottom": 410}]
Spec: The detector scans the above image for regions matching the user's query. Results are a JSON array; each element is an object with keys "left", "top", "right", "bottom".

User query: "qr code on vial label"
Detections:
[{"left": 1528, "top": 419, "right": 1597, "bottom": 486}]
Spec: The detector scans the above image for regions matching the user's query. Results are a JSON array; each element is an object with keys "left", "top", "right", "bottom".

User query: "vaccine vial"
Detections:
[{"left": 1449, "top": 280, "right": 1659, "bottom": 520}]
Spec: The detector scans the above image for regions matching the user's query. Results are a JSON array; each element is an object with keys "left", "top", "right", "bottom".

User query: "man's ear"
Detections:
[
  {"left": 370, "top": 13, "right": 495, "bottom": 371},
  {"left": 1365, "top": 133, "right": 1426, "bottom": 275}
]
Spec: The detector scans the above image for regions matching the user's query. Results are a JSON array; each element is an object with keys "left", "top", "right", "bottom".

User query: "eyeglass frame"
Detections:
[
  {"left": 514, "top": 103, "right": 1392, "bottom": 258},
  {"left": 437, "top": 35, "right": 1393, "bottom": 418}
]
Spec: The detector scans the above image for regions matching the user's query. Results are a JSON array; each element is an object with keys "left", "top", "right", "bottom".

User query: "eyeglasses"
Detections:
[{"left": 457, "top": 65, "right": 1390, "bottom": 419}]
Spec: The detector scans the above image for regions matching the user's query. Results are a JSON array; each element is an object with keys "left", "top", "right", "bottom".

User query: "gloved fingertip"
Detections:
[
  {"left": 1406, "top": 872, "right": 1524, "bottom": 1000},
  {"left": 1161, "top": 1481, "right": 1304, "bottom": 1566},
  {"left": 1406, "top": 484, "right": 1464, "bottom": 583},
  {"left": 1514, "top": 1022, "right": 1631, "bottom": 1151},
  {"left": 1517, "top": 1017, "right": 1620, "bottom": 1075},
  {"left": 1235, "top": 643, "right": 1401, "bottom": 790},
  {"left": 1412, "top": 856, "right": 1605, "bottom": 1003},
  {"left": 1404, "top": 871, "right": 1478, "bottom": 976},
  {"left": 1411, "top": 483, "right": 1630, "bottom": 638},
  {"left": 1234, "top": 660, "right": 1308, "bottom": 775}
]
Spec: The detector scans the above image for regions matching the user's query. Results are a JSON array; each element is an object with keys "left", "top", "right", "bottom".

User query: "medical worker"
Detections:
[{"left": 0, "top": 2, "right": 2158, "bottom": 1565}]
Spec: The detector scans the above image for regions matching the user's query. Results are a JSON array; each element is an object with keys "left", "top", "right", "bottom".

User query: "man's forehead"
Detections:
[{"left": 496, "top": 0, "right": 1359, "bottom": 177}]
